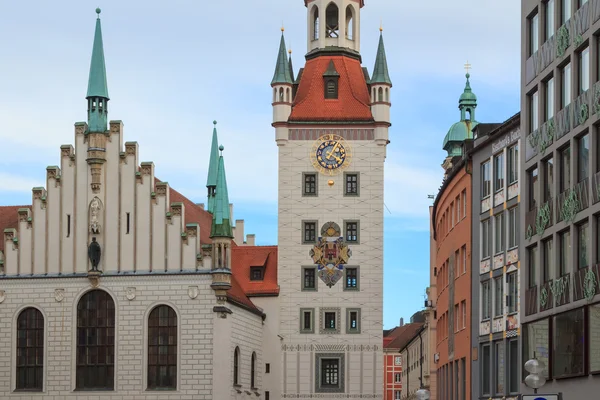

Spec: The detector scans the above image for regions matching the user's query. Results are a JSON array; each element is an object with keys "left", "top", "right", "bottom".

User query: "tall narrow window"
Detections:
[
  {"left": 578, "top": 220, "right": 589, "bottom": 269},
  {"left": 76, "top": 290, "right": 115, "bottom": 390},
  {"left": 508, "top": 206, "right": 519, "bottom": 249},
  {"left": 507, "top": 144, "right": 519, "bottom": 185},
  {"left": 544, "top": 157, "right": 554, "bottom": 201},
  {"left": 251, "top": 352, "right": 256, "bottom": 388},
  {"left": 546, "top": 0, "right": 555, "bottom": 39},
  {"left": 482, "top": 219, "right": 491, "bottom": 259},
  {"left": 530, "top": 12, "right": 539, "bottom": 55},
  {"left": 494, "top": 276, "right": 503, "bottom": 317},
  {"left": 313, "top": 7, "right": 320, "bottom": 40},
  {"left": 494, "top": 341, "right": 505, "bottom": 395},
  {"left": 462, "top": 245, "right": 467, "bottom": 274},
  {"left": 494, "top": 152, "right": 504, "bottom": 192},
  {"left": 455, "top": 304, "right": 460, "bottom": 332},
  {"left": 325, "top": 4, "right": 339, "bottom": 38},
  {"left": 530, "top": 90, "right": 539, "bottom": 132},
  {"left": 461, "top": 300, "right": 466, "bottom": 329},
  {"left": 321, "top": 359, "right": 340, "bottom": 387},
  {"left": 16, "top": 307, "right": 44, "bottom": 391},
  {"left": 495, "top": 213, "right": 505, "bottom": 254},
  {"left": 345, "top": 6, "right": 354, "bottom": 40},
  {"left": 507, "top": 272, "right": 518, "bottom": 313},
  {"left": 481, "top": 345, "right": 491, "bottom": 396},
  {"left": 528, "top": 246, "right": 538, "bottom": 288},
  {"left": 561, "top": 146, "right": 571, "bottom": 191},
  {"left": 579, "top": 47, "right": 590, "bottom": 93},
  {"left": 126, "top": 212, "right": 130, "bottom": 234},
  {"left": 304, "top": 173, "right": 317, "bottom": 196},
  {"left": 508, "top": 339, "right": 519, "bottom": 393},
  {"left": 482, "top": 280, "right": 491, "bottom": 320},
  {"left": 462, "top": 189, "right": 467, "bottom": 217},
  {"left": 529, "top": 167, "right": 539, "bottom": 210},
  {"left": 546, "top": 77, "right": 555, "bottom": 119},
  {"left": 542, "top": 238, "right": 553, "bottom": 283},
  {"left": 562, "top": 0, "right": 571, "bottom": 24},
  {"left": 481, "top": 161, "right": 491, "bottom": 198},
  {"left": 559, "top": 229, "right": 571, "bottom": 276},
  {"left": 148, "top": 305, "right": 177, "bottom": 390},
  {"left": 67, "top": 214, "right": 71, "bottom": 237},
  {"left": 303, "top": 222, "right": 316, "bottom": 243},
  {"left": 233, "top": 347, "right": 240, "bottom": 385},
  {"left": 579, "top": 133, "right": 590, "bottom": 182},
  {"left": 562, "top": 62, "right": 572, "bottom": 107}
]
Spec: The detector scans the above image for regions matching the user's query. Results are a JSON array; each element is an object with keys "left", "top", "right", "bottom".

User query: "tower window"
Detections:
[
  {"left": 325, "top": 4, "right": 339, "bottom": 38},
  {"left": 344, "top": 173, "right": 359, "bottom": 195},
  {"left": 313, "top": 6, "right": 320, "bottom": 40},
  {"left": 303, "top": 221, "right": 317, "bottom": 244},
  {"left": 345, "top": 5, "right": 354, "bottom": 40}
]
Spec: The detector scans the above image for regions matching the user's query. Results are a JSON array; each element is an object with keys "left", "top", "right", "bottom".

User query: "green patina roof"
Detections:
[
  {"left": 289, "top": 51, "right": 295, "bottom": 83},
  {"left": 442, "top": 73, "right": 479, "bottom": 155},
  {"left": 206, "top": 121, "right": 220, "bottom": 214},
  {"left": 371, "top": 33, "right": 392, "bottom": 85},
  {"left": 210, "top": 146, "right": 233, "bottom": 238},
  {"left": 271, "top": 33, "right": 293, "bottom": 85},
  {"left": 86, "top": 9, "right": 109, "bottom": 100}
]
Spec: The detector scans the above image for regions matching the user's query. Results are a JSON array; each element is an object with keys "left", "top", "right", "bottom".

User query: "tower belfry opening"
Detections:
[
  {"left": 325, "top": 3, "right": 339, "bottom": 38},
  {"left": 313, "top": 6, "right": 320, "bottom": 40},
  {"left": 345, "top": 5, "right": 354, "bottom": 40}
]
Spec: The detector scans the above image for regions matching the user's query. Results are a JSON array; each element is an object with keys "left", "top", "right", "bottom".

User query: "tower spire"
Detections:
[
  {"left": 371, "top": 31, "right": 392, "bottom": 85},
  {"left": 86, "top": 8, "right": 110, "bottom": 133},
  {"left": 458, "top": 67, "right": 477, "bottom": 120},
  {"left": 206, "top": 121, "right": 220, "bottom": 214},
  {"left": 271, "top": 32, "right": 293, "bottom": 85},
  {"left": 288, "top": 48, "right": 295, "bottom": 83},
  {"left": 210, "top": 146, "right": 233, "bottom": 238}
]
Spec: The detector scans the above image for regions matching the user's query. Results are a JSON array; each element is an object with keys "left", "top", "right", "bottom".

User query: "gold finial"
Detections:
[
  {"left": 380, "top": 19, "right": 383, "bottom": 32},
  {"left": 464, "top": 60, "right": 472, "bottom": 75},
  {"left": 289, "top": 48, "right": 292, "bottom": 55},
  {"left": 281, "top": 21, "right": 285, "bottom": 32}
]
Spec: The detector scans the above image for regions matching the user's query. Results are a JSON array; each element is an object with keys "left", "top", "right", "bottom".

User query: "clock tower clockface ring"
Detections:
[{"left": 310, "top": 134, "right": 352, "bottom": 176}]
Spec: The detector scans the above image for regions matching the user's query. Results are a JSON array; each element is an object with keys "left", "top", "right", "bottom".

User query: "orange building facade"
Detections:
[{"left": 432, "top": 157, "right": 472, "bottom": 400}]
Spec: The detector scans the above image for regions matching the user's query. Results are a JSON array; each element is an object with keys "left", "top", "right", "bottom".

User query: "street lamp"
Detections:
[
  {"left": 415, "top": 388, "right": 430, "bottom": 400},
  {"left": 524, "top": 355, "right": 547, "bottom": 394}
]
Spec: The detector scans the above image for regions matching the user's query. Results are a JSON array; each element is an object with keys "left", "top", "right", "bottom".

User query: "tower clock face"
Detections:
[{"left": 310, "top": 134, "right": 352, "bottom": 176}]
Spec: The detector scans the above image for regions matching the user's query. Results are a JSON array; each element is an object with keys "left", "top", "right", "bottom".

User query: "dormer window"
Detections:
[
  {"left": 323, "top": 60, "right": 340, "bottom": 100},
  {"left": 250, "top": 267, "right": 264, "bottom": 281}
]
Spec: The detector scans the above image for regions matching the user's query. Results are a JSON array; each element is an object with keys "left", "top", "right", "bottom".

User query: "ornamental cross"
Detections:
[{"left": 464, "top": 61, "right": 472, "bottom": 74}]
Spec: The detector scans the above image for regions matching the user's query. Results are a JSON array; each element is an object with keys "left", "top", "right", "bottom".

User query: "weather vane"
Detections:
[{"left": 464, "top": 60, "right": 472, "bottom": 75}]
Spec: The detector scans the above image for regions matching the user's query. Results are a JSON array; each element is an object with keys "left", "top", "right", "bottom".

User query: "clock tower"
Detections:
[{"left": 272, "top": 0, "right": 391, "bottom": 397}]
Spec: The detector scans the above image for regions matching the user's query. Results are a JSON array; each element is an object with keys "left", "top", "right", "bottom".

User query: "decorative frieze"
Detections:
[
  {"left": 155, "top": 182, "right": 168, "bottom": 196},
  {"left": 140, "top": 161, "right": 153, "bottom": 176},
  {"left": 170, "top": 202, "right": 183, "bottom": 217}
]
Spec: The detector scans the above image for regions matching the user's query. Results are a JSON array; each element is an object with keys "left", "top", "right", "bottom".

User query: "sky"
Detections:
[{"left": 0, "top": 0, "right": 520, "bottom": 329}]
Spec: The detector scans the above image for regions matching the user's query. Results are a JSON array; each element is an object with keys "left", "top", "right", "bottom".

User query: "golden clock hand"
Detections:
[{"left": 326, "top": 142, "right": 340, "bottom": 160}]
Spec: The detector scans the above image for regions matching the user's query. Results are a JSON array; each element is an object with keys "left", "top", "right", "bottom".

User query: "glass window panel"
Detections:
[
  {"left": 529, "top": 167, "right": 539, "bottom": 210},
  {"left": 482, "top": 281, "right": 491, "bottom": 320},
  {"left": 508, "top": 144, "right": 519, "bottom": 184},
  {"left": 579, "top": 134, "right": 589, "bottom": 182},
  {"left": 529, "top": 246, "right": 538, "bottom": 288},
  {"left": 494, "top": 152, "right": 504, "bottom": 192},
  {"left": 578, "top": 221, "right": 589, "bottom": 269},
  {"left": 543, "top": 239, "right": 553, "bottom": 282},
  {"left": 147, "top": 305, "right": 177, "bottom": 390},
  {"left": 16, "top": 308, "right": 44, "bottom": 391},
  {"left": 482, "top": 162, "right": 491, "bottom": 198},
  {"left": 563, "top": 63, "right": 572, "bottom": 107},
  {"left": 531, "top": 13, "right": 539, "bottom": 55},
  {"left": 547, "top": 0, "right": 555, "bottom": 39},
  {"left": 495, "top": 213, "right": 505, "bottom": 254},
  {"left": 523, "top": 319, "right": 550, "bottom": 379},
  {"left": 482, "top": 345, "right": 491, "bottom": 396},
  {"left": 530, "top": 91, "right": 539, "bottom": 132},
  {"left": 495, "top": 341, "right": 504, "bottom": 395},
  {"left": 508, "top": 339, "right": 519, "bottom": 393},
  {"left": 561, "top": 146, "right": 571, "bottom": 191},
  {"left": 589, "top": 304, "right": 600, "bottom": 372},
  {"left": 553, "top": 308, "right": 585, "bottom": 377},
  {"left": 580, "top": 47, "right": 590, "bottom": 93},
  {"left": 546, "top": 77, "right": 555, "bottom": 119},
  {"left": 545, "top": 157, "right": 554, "bottom": 201},
  {"left": 562, "top": 0, "right": 571, "bottom": 24},
  {"left": 494, "top": 276, "right": 503, "bottom": 317}
]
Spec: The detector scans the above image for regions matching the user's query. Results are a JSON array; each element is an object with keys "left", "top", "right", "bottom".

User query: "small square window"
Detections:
[
  {"left": 345, "top": 220, "right": 359, "bottom": 243},
  {"left": 303, "top": 221, "right": 317, "bottom": 244},
  {"left": 346, "top": 308, "right": 361, "bottom": 333},
  {"left": 250, "top": 267, "right": 264, "bottom": 281},
  {"left": 303, "top": 173, "right": 318, "bottom": 196},
  {"left": 320, "top": 308, "right": 341, "bottom": 334},
  {"left": 344, "top": 267, "right": 359, "bottom": 290},
  {"left": 344, "top": 173, "right": 359, "bottom": 196},
  {"left": 302, "top": 267, "right": 317, "bottom": 291},
  {"left": 300, "top": 308, "right": 315, "bottom": 334}
]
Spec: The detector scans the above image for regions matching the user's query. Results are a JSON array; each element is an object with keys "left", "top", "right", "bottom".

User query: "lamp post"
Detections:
[
  {"left": 415, "top": 388, "right": 430, "bottom": 400},
  {"left": 524, "top": 354, "right": 547, "bottom": 394}
]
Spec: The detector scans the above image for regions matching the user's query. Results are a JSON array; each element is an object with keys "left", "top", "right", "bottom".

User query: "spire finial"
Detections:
[
  {"left": 96, "top": 7, "right": 101, "bottom": 18},
  {"left": 219, "top": 145, "right": 224, "bottom": 154},
  {"left": 281, "top": 22, "right": 285, "bottom": 32},
  {"left": 213, "top": 120, "right": 217, "bottom": 126},
  {"left": 288, "top": 48, "right": 292, "bottom": 55},
  {"left": 380, "top": 19, "right": 383, "bottom": 32},
  {"left": 464, "top": 60, "right": 472, "bottom": 76}
]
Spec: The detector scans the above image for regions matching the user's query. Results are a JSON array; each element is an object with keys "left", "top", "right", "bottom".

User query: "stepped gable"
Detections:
[{"left": 0, "top": 206, "right": 28, "bottom": 252}]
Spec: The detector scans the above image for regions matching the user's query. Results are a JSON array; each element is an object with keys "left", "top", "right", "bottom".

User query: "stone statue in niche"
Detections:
[
  {"left": 88, "top": 237, "right": 102, "bottom": 272},
  {"left": 89, "top": 197, "right": 102, "bottom": 234}
]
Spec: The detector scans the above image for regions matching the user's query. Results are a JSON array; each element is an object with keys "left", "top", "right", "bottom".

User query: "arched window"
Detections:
[
  {"left": 385, "top": 88, "right": 389, "bottom": 102},
  {"left": 286, "top": 88, "right": 291, "bottom": 103},
  {"left": 466, "top": 109, "right": 471, "bottom": 120},
  {"left": 273, "top": 88, "right": 277, "bottom": 103},
  {"left": 76, "top": 290, "right": 115, "bottom": 390},
  {"left": 378, "top": 87, "right": 383, "bottom": 102},
  {"left": 233, "top": 347, "right": 240, "bottom": 386},
  {"left": 148, "top": 305, "right": 177, "bottom": 390},
  {"left": 279, "top": 87, "right": 284, "bottom": 102},
  {"left": 251, "top": 352, "right": 256, "bottom": 388},
  {"left": 346, "top": 6, "right": 354, "bottom": 40},
  {"left": 325, "top": 3, "right": 339, "bottom": 38},
  {"left": 16, "top": 307, "right": 44, "bottom": 391},
  {"left": 313, "top": 6, "right": 320, "bottom": 40}
]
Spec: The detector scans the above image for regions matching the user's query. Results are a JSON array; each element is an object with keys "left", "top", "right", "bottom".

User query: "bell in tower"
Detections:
[{"left": 325, "top": 3, "right": 339, "bottom": 38}]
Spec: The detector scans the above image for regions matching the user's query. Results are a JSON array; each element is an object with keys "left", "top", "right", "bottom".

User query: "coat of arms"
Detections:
[{"left": 309, "top": 236, "right": 352, "bottom": 288}]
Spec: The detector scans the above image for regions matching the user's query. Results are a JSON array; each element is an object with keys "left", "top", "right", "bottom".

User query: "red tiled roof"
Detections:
[
  {"left": 231, "top": 245, "right": 279, "bottom": 296},
  {"left": 383, "top": 323, "right": 425, "bottom": 351},
  {"left": 289, "top": 55, "right": 374, "bottom": 122},
  {"left": 0, "top": 206, "right": 28, "bottom": 253}
]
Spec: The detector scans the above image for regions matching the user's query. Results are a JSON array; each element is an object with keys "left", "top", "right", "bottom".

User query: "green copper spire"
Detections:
[
  {"left": 86, "top": 8, "right": 110, "bottom": 133},
  {"left": 210, "top": 146, "right": 233, "bottom": 238},
  {"left": 442, "top": 72, "right": 479, "bottom": 157},
  {"left": 288, "top": 49, "right": 295, "bottom": 83},
  {"left": 371, "top": 32, "right": 392, "bottom": 85},
  {"left": 271, "top": 32, "right": 293, "bottom": 85},
  {"left": 206, "top": 120, "right": 220, "bottom": 214}
]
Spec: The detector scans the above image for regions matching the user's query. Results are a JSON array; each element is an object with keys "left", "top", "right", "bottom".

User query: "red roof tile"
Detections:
[
  {"left": 383, "top": 323, "right": 425, "bottom": 351},
  {"left": 289, "top": 55, "right": 373, "bottom": 122},
  {"left": 0, "top": 206, "right": 29, "bottom": 253},
  {"left": 231, "top": 245, "right": 279, "bottom": 296}
]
